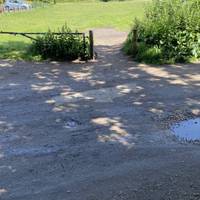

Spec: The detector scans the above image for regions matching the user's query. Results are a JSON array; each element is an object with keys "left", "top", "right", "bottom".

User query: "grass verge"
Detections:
[{"left": 0, "top": 0, "right": 147, "bottom": 60}]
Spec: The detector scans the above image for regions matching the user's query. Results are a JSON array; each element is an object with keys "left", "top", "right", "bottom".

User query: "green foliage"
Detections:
[
  {"left": 0, "top": 1, "right": 146, "bottom": 60},
  {"left": 124, "top": 0, "right": 200, "bottom": 64},
  {"left": 30, "top": 25, "right": 89, "bottom": 61},
  {"left": 136, "top": 43, "right": 162, "bottom": 64}
]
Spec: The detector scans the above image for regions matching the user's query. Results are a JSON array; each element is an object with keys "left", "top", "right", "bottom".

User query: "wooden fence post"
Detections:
[
  {"left": 132, "top": 29, "right": 138, "bottom": 56},
  {"left": 89, "top": 30, "right": 94, "bottom": 59}
]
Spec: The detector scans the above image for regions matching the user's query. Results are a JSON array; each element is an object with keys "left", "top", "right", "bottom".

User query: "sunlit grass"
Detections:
[{"left": 0, "top": 0, "right": 148, "bottom": 60}]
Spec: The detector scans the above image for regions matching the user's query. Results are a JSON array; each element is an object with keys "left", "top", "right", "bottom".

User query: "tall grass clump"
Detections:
[{"left": 123, "top": 0, "right": 200, "bottom": 64}]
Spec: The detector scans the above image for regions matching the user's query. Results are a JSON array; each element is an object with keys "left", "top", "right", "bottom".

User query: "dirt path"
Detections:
[{"left": 1, "top": 28, "right": 200, "bottom": 200}]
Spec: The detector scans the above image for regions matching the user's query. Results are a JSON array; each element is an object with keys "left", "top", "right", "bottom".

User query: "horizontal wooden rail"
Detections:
[
  {"left": 0, "top": 31, "right": 85, "bottom": 41},
  {"left": 0, "top": 31, "right": 84, "bottom": 35}
]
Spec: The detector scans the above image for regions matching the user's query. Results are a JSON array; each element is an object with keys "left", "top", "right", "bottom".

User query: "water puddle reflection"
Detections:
[{"left": 171, "top": 118, "right": 200, "bottom": 141}]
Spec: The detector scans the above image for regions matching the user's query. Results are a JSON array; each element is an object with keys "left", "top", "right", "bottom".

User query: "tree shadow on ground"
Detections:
[{"left": 0, "top": 43, "right": 200, "bottom": 199}]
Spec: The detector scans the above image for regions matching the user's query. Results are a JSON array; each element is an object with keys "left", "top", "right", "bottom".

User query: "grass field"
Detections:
[{"left": 0, "top": 0, "right": 148, "bottom": 60}]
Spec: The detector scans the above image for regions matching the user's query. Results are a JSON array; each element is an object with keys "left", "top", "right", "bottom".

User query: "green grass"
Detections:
[{"left": 0, "top": 0, "right": 148, "bottom": 60}]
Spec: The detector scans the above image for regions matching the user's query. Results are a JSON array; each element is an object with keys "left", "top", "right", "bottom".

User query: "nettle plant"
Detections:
[
  {"left": 124, "top": 0, "right": 200, "bottom": 64},
  {"left": 31, "top": 25, "right": 89, "bottom": 61}
]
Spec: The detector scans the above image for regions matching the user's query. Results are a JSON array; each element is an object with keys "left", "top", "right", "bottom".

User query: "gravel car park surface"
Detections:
[{"left": 1, "top": 28, "right": 200, "bottom": 200}]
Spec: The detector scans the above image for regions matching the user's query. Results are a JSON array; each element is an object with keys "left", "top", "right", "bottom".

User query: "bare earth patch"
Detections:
[{"left": 1, "top": 28, "right": 200, "bottom": 200}]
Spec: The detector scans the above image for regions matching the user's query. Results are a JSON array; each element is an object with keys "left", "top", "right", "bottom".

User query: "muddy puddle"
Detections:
[
  {"left": 171, "top": 118, "right": 200, "bottom": 141},
  {"left": 63, "top": 119, "right": 80, "bottom": 129}
]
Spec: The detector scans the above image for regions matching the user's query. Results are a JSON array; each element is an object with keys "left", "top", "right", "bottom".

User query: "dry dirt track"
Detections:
[{"left": 1, "top": 28, "right": 200, "bottom": 200}]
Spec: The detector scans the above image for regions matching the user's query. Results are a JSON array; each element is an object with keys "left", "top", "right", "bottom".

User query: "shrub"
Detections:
[
  {"left": 30, "top": 25, "right": 89, "bottom": 61},
  {"left": 124, "top": 0, "right": 200, "bottom": 64}
]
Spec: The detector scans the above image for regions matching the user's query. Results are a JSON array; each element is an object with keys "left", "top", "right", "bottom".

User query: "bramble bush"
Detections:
[
  {"left": 123, "top": 0, "right": 200, "bottom": 64},
  {"left": 30, "top": 25, "right": 89, "bottom": 61}
]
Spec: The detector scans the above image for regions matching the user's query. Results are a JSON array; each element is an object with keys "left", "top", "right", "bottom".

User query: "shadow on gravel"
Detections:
[{"left": 0, "top": 44, "right": 200, "bottom": 199}]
